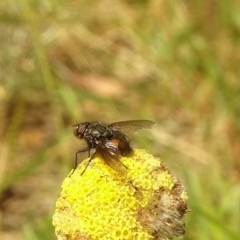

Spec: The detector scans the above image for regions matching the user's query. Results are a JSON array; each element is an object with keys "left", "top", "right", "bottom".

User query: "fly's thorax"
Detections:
[{"left": 84, "top": 123, "right": 113, "bottom": 140}]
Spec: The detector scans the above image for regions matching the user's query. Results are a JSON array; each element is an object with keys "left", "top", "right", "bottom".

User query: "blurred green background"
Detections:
[{"left": 0, "top": 0, "right": 240, "bottom": 239}]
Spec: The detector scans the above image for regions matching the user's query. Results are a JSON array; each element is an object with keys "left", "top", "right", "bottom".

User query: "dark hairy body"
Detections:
[{"left": 72, "top": 120, "right": 154, "bottom": 175}]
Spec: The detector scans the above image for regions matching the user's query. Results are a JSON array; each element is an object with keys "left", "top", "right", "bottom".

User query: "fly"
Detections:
[{"left": 71, "top": 120, "right": 155, "bottom": 175}]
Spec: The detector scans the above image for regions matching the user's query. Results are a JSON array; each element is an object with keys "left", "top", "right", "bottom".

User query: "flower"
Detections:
[{"left": 52, "top": 149, "right": 188, "bottom": 240}]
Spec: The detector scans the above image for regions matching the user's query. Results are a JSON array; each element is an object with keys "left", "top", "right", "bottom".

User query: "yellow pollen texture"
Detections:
[{"left": 52, "top": 149, "right": 182, "bottom": 240}]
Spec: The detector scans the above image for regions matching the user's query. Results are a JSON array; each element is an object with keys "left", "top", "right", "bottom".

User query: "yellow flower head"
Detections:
[{"left": 52, "top": 149, "right": 188, "bottom": 240}]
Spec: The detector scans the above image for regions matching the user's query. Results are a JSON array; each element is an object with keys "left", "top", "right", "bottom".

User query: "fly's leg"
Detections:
[
  {"left": 80, "top": 151, "right": 97, "bottom": 175},
  {"left": 69, "top": 147, "right": 90, "bottom": 177}
]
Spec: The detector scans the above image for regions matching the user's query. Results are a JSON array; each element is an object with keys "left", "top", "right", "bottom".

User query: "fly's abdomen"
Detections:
[{"left": 111, "top": 132, "right": 132, "bottom": 156}]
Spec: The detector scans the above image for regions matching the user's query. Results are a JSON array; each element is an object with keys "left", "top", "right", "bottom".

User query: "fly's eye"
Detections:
[{"left": 73, "top": 123, "right": 88, "bottom": 138}]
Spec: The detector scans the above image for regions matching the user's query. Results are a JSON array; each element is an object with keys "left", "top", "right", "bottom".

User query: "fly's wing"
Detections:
[
  {"left": 108, "top": 120, "right": 155, "bottom": 135},
  {"left": 97, "top": 140, "right": 127, "bottom": 175}
]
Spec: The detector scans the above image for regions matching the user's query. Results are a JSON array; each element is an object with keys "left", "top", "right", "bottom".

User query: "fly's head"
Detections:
[{"left": 73, "top": 122, "right": 90, "bottom": 140}]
